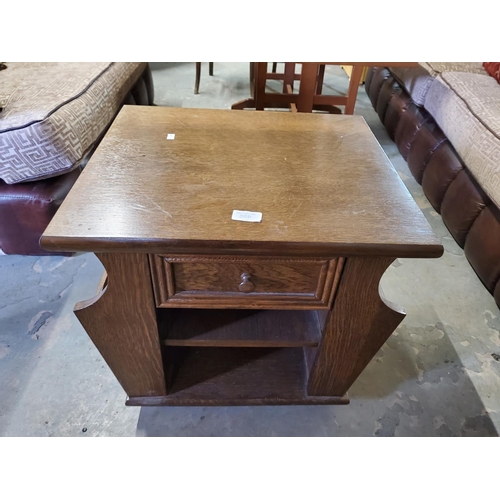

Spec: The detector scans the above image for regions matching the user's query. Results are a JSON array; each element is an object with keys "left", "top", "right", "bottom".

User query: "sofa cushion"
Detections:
[
  {"left": 389, "top": 62, "right": 486, "bottom": 106},
  {"left": 0, "top": 62, "right": 146, "bottom": 184},
  {"left": 424, "top": 71, "right": 500, "bottom": 208}
]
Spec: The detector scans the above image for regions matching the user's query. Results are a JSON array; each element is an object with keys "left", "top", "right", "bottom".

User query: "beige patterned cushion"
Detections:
[
  {"left": 389, "top": 62, "right": 487, "bottom": 106},
  {"left": 425, "top": 71, "right": 500, "bottom": 207},
  {"left": 0, "top": 62, "right": 145, "bottom": 184}
]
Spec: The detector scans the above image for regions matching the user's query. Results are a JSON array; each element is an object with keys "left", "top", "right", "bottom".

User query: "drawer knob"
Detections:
[{"left": 239, "top": 273, "right": 255, "bottom": 293}]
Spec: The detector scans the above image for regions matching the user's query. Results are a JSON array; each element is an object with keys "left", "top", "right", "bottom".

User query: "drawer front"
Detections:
[{"left": 150, "top": 255, "right": 343, "bottom": 309}]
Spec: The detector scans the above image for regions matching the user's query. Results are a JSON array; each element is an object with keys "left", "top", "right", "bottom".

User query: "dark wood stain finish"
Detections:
[
  {"left": 159, "top": 309, "right": 322, "bottom": 347},
  {"left": 150, "top": 254, "right": 343, "bottom": 309},
  {"left": 74, "top": 253, "right": 167, "bottom": 397},
  {"left": 40, "top": 106, "right": 442, "bottom": 407},
  {"left": 41, "top": 107, "right": 442, "bottom": 258},
  {"left": 308, "top": 257, "right": 405, "bottom": 396},
  {"left": 126, "top": 347, "right": 349, "bottom": 406}
]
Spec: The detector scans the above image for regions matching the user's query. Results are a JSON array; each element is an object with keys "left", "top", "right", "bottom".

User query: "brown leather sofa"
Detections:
[
  {"left": 0, "top": 63, "right": 154, "bottom": 255},
  {"left": 365, "top": 66, "right": 500, "bottom": 306}
]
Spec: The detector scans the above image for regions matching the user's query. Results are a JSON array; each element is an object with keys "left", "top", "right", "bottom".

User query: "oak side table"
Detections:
[{"left": 41, "top": 106, "right": 442, "bottom": 406}]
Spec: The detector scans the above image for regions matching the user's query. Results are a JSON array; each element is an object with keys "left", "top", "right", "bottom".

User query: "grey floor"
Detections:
[{"left": 1, "top": 62, "right": 500, "bottom": 436}]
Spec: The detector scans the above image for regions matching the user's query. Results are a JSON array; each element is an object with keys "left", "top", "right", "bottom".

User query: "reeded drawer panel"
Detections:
[{"left": 149, "top": 255, "right": 343, "bottom": 309}]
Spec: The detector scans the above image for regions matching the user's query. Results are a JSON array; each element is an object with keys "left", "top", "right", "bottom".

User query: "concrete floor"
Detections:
[{"left": 1, "top": 62, "right": 500, "bottom": 436}]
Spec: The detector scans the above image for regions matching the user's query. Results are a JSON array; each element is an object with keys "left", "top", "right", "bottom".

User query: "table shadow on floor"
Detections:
[{"left": 136, "top": 320, "right": 497, "bottom": 437}]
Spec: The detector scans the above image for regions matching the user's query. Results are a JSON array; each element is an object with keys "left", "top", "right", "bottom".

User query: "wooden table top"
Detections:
[{"left": 42, "top": 106, "right": 442, "bottom": 258}]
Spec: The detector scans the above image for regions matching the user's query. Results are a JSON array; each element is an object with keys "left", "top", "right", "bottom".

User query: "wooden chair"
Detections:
[
  {"left": 267, "top": 63, "right": 303, "bottom": 93},
  {"left": 233, "top": 63, "right": 329, "bottom": 113},
  {"left": 194, "top": 62, "right": 214, "bottom": 94}
]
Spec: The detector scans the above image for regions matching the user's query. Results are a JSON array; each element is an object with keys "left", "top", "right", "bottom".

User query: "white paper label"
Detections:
[
  {"left": 166, "top": 134, "right": 176, "bottom": 140},
  {"left": 231, "top": 210, "right": 262, "bottom": 223}
]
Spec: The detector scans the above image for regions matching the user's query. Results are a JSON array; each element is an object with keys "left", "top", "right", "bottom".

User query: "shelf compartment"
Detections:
[
  {"left": 158, "top": 308, "right": 322, "bottom": 347},
  {"left": 127, "top": 347, "right": 348, "bottom": 406}
]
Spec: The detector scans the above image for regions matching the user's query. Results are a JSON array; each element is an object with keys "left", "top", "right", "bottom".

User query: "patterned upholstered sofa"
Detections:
[
  {"left": 0, "top": 62, "right": 154, "bottom": 255},
  {"left": 365, "top": 63, "right": 500, "bottom": 306}
]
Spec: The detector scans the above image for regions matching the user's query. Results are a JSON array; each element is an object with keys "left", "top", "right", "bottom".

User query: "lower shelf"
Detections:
[{"left": 126, "top": 347, "right": 349, "bottom": 406}]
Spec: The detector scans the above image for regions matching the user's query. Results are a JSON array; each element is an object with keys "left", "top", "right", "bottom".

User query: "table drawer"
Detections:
[{"left": 149, "top": 255, "right": 343, "bottom": 309}]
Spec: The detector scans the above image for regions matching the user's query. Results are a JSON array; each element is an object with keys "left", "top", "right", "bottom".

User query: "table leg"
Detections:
[
  {"left": 297, "top": 63, "right": 318, "bottom": 113},
  {"left": 344, "top": 65, "right": 364, "bottom": 115},
  {"left": 307, "top": 257, "right": 405, "bottom": 396},
  {"left": 74, "top": 253, "right": 167, "bottom": 398}
]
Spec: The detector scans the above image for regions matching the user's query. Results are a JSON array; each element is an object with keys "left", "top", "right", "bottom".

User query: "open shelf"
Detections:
[
  {"left": 158, "top": 308, "right": 323, "bottom": 347},
  {"left": 124, "top": 308, "right": 349, "bottom": 407},
  {"left": 127, "top": 347, "right": 349, "bottom": 406}
]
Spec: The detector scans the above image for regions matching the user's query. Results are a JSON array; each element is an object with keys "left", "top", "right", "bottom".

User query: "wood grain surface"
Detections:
[
  {"left": 41, "top": 106, "right": 442, "bottom": 259},
  {"left": 125, "top": 347, "right": 349, "bottom": 406},
  {"left": 74, "top": 253, "right": 167, "bottom": 397},
  {"left": 307, "top": 257, "right": 405, "bottom": 396},
  {"left": 159, "top": 309, "right": 322, "bottom": 347},
  {"left": 150, "top": 254, "right": 342, "bottom": 309}
]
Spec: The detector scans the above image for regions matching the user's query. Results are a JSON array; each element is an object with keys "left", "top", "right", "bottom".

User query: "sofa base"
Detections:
[
  {"left": 0, "top": 64, "right": 154, "bottom": 256},
  {"left": 366, "top": 67, "right": 500, "bottom": 306},
  {"left": 0, "top": 169, "right": 81, "bottom": 256}
]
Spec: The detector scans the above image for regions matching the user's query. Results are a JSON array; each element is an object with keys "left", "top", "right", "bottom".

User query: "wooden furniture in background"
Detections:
[
  {"left": 267, "top": 62, "right": 304, "bottom": 92},
  {"left": 248, "top": 62, "right": 303, "bottom": 103},
  {"left": 41, "top": 106, "right": 442, "bottom": 407},
  {"left": 194, "top": 62, "right": 214, "bottom": 94},
  {"left": 233, "top": 62, "right": 418, "bottom": 114}
]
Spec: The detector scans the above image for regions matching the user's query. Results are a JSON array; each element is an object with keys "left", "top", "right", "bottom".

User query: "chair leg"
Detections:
[
  {"left": 345, "top": 65, "right": 364, "bottom": 115},
  {"left": 209, "top": 62, "right": 214, "bottom": 76},
  {"left": 316, "top": 64, "right": 325, "bottom": 95},
  {"left": 283, "top": 63, "right": 295, "bottom": 93},
  {"left": 297, "top": 63, "right": 318, "bottom": 112},
  {"left": 272, "top": 62, "right": 277, "bottom": 73},
  {"left": 255, "top": 62, "right": 268, "bottom": 110},
  {"left": 195, "top": 62, "right": 201, "bottom": 94}
]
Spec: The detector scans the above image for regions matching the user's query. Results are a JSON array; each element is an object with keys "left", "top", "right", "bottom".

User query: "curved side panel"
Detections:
[
  {"left": 378, "top": 283, "right": 406, "bottom": 316},
  {"left": 75, "top": 272, "right": 108, "bottom": 312},
  {"left": 308, "top": 257, "right": 405, "bottom": 397},
  {"left": 74, "top": 253, "right": 166, "bottom": 398}
]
